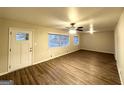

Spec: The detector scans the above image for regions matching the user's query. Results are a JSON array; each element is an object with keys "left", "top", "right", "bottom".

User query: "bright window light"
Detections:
[{"left": 74, "top": 36, "right": 79, "bottom": 45}]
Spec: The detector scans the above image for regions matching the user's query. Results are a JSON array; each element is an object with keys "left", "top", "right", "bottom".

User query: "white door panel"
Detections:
[{"left": 9, "top": 28, "right": 32, "bottom": 72}]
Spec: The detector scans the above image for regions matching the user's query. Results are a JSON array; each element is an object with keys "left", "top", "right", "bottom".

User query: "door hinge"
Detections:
[
  {"left": 10, "top": 48, "right": 11, "bottom": 52},
  {"left": 10, "top": 32, "right": 12, "bottom": 35},
  {"left": 9, "top": 65, "right": 11, "bottom": 69}
]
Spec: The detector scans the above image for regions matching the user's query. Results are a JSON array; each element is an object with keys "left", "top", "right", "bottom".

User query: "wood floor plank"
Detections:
[
  {"left": 14, "top": 70, "right": 21, "bottom": 85},
  {"left": 24, "top": 68, "right": 37, "bottom": 85},
  {"left": 0, "top": 50, "right": 121, "bottom": 85},
  {"left": 28, "top": 66, "right": 40, "bottom": 85}
]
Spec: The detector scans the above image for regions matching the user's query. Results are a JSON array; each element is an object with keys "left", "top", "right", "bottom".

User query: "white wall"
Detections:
[
  {"left": 115, "top": 10, "right": 124, "bottom": 84},
  {"left": 0, "top": 19, "right": 80, "bottom": 74},
  {"left": 80, "top": 31, "right": 114, "bottom": 54}
]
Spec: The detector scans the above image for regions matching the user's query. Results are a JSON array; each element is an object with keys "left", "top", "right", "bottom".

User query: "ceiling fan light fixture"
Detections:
[
  {"left": 90, "top": 24, "right": 94, "bottom": 34},
  {"left": 69, "top": 29, "right": 76, "bottom": 34},
  {"left": 69, "top": 23, "right": 77, "bottom": 34}
]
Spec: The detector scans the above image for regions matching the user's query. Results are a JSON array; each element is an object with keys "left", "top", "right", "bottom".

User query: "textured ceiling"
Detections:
[{"left": 0, "top": 7, "right": 123, "bottom": 32}]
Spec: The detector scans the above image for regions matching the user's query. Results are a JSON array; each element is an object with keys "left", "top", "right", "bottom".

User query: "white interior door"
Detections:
[{"left": 8, "top": 28, "right": 32, "bottom": 72}]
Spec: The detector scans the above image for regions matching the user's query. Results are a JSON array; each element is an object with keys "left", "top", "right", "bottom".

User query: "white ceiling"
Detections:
[{"left": 0, "top": 7, "right": 123, "bottom": 32}]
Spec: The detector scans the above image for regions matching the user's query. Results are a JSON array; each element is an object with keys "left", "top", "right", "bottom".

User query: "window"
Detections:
[
  {"left": 16, "top": 32, "right": 29, "bottom": 41},
  {"left": 74, "top": 36, "right": 79, "bottom": 45},
  {"left": 59, "top": 35, "right": 69, "bottom": 46},
  {"left": 48, "top": 34, "right": 60, "bottom": 47},
  {"left": 48, "top": 34, "right": 69, "bottom": 47}
]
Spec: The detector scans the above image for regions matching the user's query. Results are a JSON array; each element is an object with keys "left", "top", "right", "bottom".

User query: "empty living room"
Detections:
[{"left": 0, "top": 7, "right": 124, "bottom": 85}]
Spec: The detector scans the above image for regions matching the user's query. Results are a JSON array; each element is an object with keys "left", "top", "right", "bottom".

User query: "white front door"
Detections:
[{"left": 8, "top": 28, "right": 32, "bottom": 72}]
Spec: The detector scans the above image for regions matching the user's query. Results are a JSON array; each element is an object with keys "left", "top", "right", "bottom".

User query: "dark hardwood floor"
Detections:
[{"left": 0, "top": 50, "right": 121, "bottom": 85}]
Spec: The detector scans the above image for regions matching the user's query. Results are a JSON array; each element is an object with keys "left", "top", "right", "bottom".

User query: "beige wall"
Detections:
[
  {"left": 80, "top": 31, "right": 114, "bottom": 54},
  {"left": 0, "top": 19, "right": 80, "bottom": 74},
  {"left": 115, "top": 10, "right": 124, "bottom": 84}
]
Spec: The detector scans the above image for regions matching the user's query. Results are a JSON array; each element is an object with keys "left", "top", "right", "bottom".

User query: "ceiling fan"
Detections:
[
  {"left": 66, "top": 23, "right": 94, "bottom": 34},
  {"left": 66, "top": 23, "right": 84, "bottom": 33}
]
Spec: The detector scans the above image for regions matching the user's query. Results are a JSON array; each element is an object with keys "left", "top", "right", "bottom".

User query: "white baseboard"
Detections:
[
  {"left": 0, "top": 64, "right": 33, "bottom": 76},
  {"left": 0, "top": 72, "right": 8, "bottom": 76},
  {"left": 116, "top": 61, "right": 124, "bottom": 85},
  {"left": 33, "top": 57, "right": 51, "bottom": 65},
  {"left": 81, "top": 48, "right": 114, "bottom": 54}
]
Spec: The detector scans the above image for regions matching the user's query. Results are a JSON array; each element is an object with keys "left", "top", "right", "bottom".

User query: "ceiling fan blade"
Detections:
[
  {"left": 65, "top": 23, "right": 84, "bottom": 32},
  {"left": 76, "top": 29, "right": 83, "bottom": 31},
  {"left": 76, "top": 26, "right": 83, "bottom": 31},
  {"left": 77, "top": 26, "right": 83, "bottom": 28}
]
